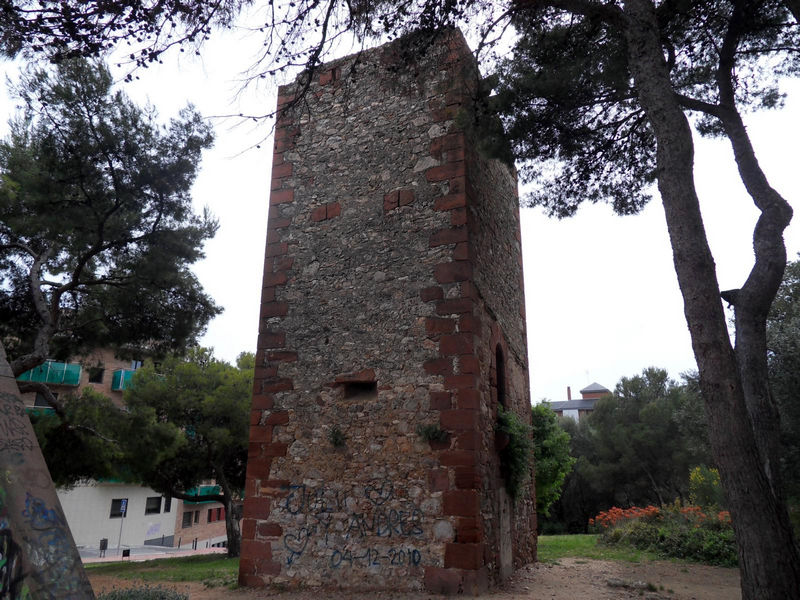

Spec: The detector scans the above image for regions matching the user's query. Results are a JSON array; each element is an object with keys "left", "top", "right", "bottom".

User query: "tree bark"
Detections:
[
  {"left": 214, "top": 464, "right": 242, "bottom": 558},
  {"left": 713, "top": 1, "right": 793, "bottom": 504},
  {"left": 640, "top": 465, "right": 665, "bottom": 507},
  {"left": 10, "top": 247, "right": 55, "bottom": 378},
  {"left": 622, "top": 1, "right": 800, "bottom": 598},
  {"left": 168, "top": 479, "right": 241, "bottom": 557},
  {"left": 0, "top": 340, "right": 95, "bottom": 599}
]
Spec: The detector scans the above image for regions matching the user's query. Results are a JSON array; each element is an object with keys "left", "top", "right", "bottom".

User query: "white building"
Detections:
[
  {"left": 18, "top": 352, "right": 228, "bottom": 553},
  {"left": 547, "top": 382, "right": 611, "bottom": 421},
  {"left": 58, "top": 482, "right": 177, "bottom": 550}
]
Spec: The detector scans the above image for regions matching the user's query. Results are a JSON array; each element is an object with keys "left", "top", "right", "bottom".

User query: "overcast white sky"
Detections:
[{"left": 2, "top": 22, "right": 799, "bottom": 405}]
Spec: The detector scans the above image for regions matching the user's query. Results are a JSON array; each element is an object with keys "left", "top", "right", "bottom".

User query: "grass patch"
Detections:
[
  {"left": 537, "top": 534, "right": 661, "bottom": 564},
  {"left": 98, "top": 585, "right": 188, "bottom": 600},
  {"left": 86, "top": 555, "right": 239, "bottom": 588}
]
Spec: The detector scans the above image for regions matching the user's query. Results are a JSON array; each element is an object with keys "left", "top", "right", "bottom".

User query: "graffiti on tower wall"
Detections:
[{"left": 278, "top": 480, "right": 427, "bottom": 570}]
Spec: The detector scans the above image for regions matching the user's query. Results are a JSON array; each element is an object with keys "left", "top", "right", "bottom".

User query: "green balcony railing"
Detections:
[
  {"left": 183, "top": 485, "right": 221, "bottom": 505},
  {"left": 111, "top": 369, "right": 135, "bottom": 391},
  {"left": 17, "top": 360, "right": 81, "bottom": 386}
]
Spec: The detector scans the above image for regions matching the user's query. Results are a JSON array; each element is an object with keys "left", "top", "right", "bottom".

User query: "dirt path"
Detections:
[{"left": 89, "top": 558, "right": 740, "bottom": 600}]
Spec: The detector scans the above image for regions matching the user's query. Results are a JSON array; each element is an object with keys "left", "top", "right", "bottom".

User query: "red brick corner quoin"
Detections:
[
  {"left": 420, "top": 85, "right": 492, "bottom": 591},
  {"left": 240, "top": 83, "right": 297, "bottom": 587}
]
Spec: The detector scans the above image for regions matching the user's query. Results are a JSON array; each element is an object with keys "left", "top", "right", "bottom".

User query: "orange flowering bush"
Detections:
[
  {"left": 677, "top": 503, "right": 732, "bottom": 529},
  {"left": 589, "top": 505, "right": 661, "bottom": 529},
  {"left": 595, "top": 502, "right": 737, "bottom": 566}
]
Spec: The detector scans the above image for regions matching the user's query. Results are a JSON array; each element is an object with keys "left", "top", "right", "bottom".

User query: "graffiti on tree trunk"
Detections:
[
  {"left": 0, "top": 389, "right": 92, "bottom": 599},
  {"left": 0, "top": 488, "right": 29, "bottom": 600},
  {"left": 0, "top": 398, "right": 33, "bottom": 455},
  {"left": 0, "top": 528, "right": 26, "bottom": 600}
]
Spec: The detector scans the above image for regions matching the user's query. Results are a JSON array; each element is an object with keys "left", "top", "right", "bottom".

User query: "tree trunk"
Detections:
[
  {"left": 0, "top": 340, "right": 95, "bottom": 599},
  {"left": 640, "top": 465, "right": 665, "bottom": 506},
  {"left": 622, "top": 1, "right": 800, "bottom": 598},
  {"left": 214, "top": 465, "right": 242, "bottom": 558},
  {"left": 223, "top": 496, "right": 242, "bottom": 558},
  {"left": 712, "top": 2, "right": 793, "bottom": 505},
  {"left": 10, "top": 248, "right": 57, "bottom": 378}
]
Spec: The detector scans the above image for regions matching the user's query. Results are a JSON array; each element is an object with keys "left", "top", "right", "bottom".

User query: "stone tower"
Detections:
[{"left": 239, "top": 30, "right": 536, "bottom": 594}]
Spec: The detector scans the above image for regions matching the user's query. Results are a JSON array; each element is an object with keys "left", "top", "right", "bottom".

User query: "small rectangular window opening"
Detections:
[{"left": 343, "top": 381, "right": 377, "bottom": 398}]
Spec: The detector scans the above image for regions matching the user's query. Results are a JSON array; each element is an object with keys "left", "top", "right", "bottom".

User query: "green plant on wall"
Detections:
[
  {"left": 496, "top": 405, "right": 533, "bottom": 501},
  {"left": 416, "top": 423, "right": 449, "bottom": 443},
  {"left": 328, "top": 426, "right": 346, "bottom": 448}
]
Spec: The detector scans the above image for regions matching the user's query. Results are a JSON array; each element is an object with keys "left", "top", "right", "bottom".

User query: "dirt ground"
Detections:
[{"left": 89, "top": 558, "right": 740, "bottom": 600}]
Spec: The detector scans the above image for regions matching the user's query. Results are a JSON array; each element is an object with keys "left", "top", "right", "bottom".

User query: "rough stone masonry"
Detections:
[{"left": 239, "top": 29, "right": 536, "bottom": 594}]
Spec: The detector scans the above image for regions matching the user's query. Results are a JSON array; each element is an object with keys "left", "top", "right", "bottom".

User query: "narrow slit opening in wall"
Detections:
[
  {"left": 496, "top": 345, "right": 506, "bottom": 408},
  {"left": 343, "top": 381, "right": 377, "bottom": 398}
]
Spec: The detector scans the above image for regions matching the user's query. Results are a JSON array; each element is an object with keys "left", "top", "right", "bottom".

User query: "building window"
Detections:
[
  {"left": 194, "top": 510, "right": 199, "bottom": 524},
  {"left": 33, "top": 391, "right": 58, "bottom": 408},
  {"left": 182, "top": 511, "right": 192, "bottom": 528},
  {"left": 164, "top": 496, "right": 172, "bottom": 513},
  {"left": 88, "top": 367, "right": 105, "bottom": 383},
  {"left": 207, "top": 507, "right": 225, "bottom": 523},
  {"left": 145, "top": 496, "right": 162, "bottom": 515},
  {"left": 110, "top": 498, "right": 128, "bottom": 519}
]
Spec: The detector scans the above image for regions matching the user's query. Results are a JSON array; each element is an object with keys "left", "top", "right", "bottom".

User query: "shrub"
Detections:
[
  {"left": 689, "top": 465, "right": 726, "bottom": 509},
  {"left": 496, "top": 406, "right": 533, "bottom": 501},
  {"left": 590, "top": 505, "right": 660, "bottom": 529},
  {"left": 98, "top": 585, "right": 188, "bottom": 600},
  {"left": 594, "top": 503, "right": 737, "bottom": 567}
]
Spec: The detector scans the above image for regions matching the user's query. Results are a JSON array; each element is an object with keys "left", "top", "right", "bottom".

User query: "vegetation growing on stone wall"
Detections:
[
  {"left": 496, "top": 406, "right": 532, "bottom": 501},
  {"left": 416, "top": 423, "right": 448, "bottom": 444},
  {"left": 328, "top": 426, "right": 346, "bottom": 448}
]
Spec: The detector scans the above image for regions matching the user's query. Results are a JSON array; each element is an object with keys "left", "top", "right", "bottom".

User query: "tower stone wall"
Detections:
[{"left": 239, "top": 30, "right": 536, "bottom": 594}]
